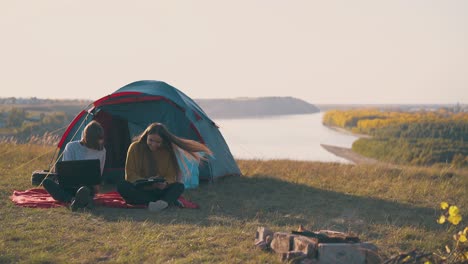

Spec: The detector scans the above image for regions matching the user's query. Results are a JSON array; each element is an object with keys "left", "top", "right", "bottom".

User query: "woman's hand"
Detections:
[{"left": 176, "top": 173, "right": 183, "bottom": 183}]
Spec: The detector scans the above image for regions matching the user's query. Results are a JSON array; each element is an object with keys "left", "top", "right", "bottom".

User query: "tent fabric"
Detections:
[
  {"left": 57, "top": 80, "right": 241, "bottom": 182},
  {"left": 10, "top": 189, "right": 199, "bottom": 209}
]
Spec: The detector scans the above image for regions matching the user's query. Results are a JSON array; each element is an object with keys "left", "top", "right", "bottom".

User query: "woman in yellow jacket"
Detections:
[{"left": 117, "top": 123, "right": 212, "bottom": 211}]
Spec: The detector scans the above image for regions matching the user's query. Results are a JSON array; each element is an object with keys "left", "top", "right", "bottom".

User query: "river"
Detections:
[{"left": 214, "top": 112, "right": 359, "bottom": 162}]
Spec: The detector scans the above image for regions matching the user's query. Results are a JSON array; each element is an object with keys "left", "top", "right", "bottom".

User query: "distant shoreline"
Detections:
[
  {"left": 320, "top": 144, "right": 379, "bottom": 165},
  {"left": 320, "top": 124, "right": 375, "bottom": 164}
]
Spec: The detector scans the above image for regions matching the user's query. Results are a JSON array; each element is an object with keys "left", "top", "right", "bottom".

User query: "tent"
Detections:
[{"left": 56, "top": 80, "right": 241, "bottom": 184}]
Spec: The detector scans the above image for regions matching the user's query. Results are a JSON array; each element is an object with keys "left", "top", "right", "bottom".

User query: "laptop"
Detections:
[{"left": 55, "top": 159, "right": 102, "bottom": 187}]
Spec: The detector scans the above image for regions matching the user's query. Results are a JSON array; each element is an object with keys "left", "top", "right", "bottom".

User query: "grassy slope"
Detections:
[{"left": 1, "top": 143, "right": 467, "bottom": 263}]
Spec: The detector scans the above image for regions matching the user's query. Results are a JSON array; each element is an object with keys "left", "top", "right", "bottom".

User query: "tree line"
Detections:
[
  {"left": 323, "top": 109, "right": 468, "bottom": 167},
  {"left": 0, "top": 107, "right": 70, "bottom": 143}
]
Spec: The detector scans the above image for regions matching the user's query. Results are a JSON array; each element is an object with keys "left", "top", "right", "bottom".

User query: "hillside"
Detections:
[
  {"left": 1, "top": 143, "right": 467, "bottom": 263},
  {"left": 195, "top": 97, "right": 320, "bottom": 119},
  {"left": 1, "top": 96, "right": 319, "bottom": 122}
]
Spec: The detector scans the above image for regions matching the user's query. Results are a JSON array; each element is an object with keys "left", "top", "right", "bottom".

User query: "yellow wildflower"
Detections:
[
  {"left": 460, "top": 234, "right": 467, "bottom": 242},
  {"left": 440, "top": 202, "right": 449, "bottom": 210},
  {"left": 459, "top": 232, "right": 467, "bottom": 243},
  {"left": 449, "top": 205, "right": 460, "bottom": 216},
  {"left": 437, "top": 215, "right": 446, "bottom": 224},
  {"left": 448, "top": 214, "right": 462, "bottom": 225}
]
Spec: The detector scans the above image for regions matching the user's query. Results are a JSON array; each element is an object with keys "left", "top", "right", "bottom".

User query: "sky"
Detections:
[{"left": 1, "top": 1, "right": 467, "bottom": 104}]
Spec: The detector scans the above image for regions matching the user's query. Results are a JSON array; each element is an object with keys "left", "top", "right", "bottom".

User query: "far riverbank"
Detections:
[{"left": 321, "top": 124, "right": 380, "bottom": 165}]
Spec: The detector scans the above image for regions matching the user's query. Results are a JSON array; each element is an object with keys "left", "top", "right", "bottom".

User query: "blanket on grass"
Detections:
[{"left": 10, "top": 188, "right": 199, "bottom": 209}]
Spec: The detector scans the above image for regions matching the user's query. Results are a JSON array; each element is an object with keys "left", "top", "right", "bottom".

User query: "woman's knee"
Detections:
[
  {"left": 174, "top": 182, "right": 185, "bottom": 192},
  {"left": 42, "top": 178, "right": 56, "bottom": 189}
]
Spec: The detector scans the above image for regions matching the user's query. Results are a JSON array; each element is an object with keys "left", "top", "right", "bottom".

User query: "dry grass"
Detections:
[
  {"left": 1, "top": 143, "right": 467, "bottom": 263},
  {"left": 1, "top": 131, "right": 61, "bottom": 146}
]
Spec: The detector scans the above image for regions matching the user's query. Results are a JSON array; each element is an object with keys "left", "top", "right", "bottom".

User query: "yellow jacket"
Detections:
[{"left": 125, "top": 141, "right": 179, "bottom": 183}]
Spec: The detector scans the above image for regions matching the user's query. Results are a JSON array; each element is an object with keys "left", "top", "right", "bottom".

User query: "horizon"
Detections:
[
  {"left": 1, "top": 1, "right": 467, "bottom": 104},
  {"left": 0, "top": 95, "right": 465, "bottom": 107}
]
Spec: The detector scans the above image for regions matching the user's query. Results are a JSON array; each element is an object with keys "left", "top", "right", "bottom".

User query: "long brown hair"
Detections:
[
  {"left": 136, "top": 123, "right": 212, "bottom": 176},
  {"left": 81, "top": 120, "right": 105, "bottom": 150}
]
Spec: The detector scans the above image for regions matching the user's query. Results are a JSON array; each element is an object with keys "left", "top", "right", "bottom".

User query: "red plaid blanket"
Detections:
[{"left": 10, "top": 188, "right": 199, "bottom": 209}]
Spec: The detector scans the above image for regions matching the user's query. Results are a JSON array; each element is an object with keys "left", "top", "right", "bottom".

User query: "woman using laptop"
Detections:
[
  {"left": 117, "top": 122, "right": 212, "bottom": 211},
  {"left": 42, "top": 120, "right": 106, "bottom": 211}
]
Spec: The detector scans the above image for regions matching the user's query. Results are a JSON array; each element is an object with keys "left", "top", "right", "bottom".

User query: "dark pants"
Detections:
[
  {"left": 117, "top": 180, "right": 184, "bottom": 205},
  {"left": 42, "top": 178, "right": 94, "bottom": 203}
]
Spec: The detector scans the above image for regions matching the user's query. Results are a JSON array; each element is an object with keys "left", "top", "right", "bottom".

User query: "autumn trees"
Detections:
[{"left": 323, "top": 109, "right": 468, "bottom": 167}]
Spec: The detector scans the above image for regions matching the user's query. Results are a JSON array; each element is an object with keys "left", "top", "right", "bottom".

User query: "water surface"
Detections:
[{"left": 215, "top": 112, "right": 358, "bottom": 162}]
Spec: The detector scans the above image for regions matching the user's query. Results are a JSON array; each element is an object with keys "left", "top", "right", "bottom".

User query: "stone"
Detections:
[
  {"left": 279, "top": 251, "right": 306, "bottom": 262},
  {"left": 317, "top": 243, "right": 366, "bottom": 264},
  {"left": 254, "top": 240, "right": 268, "bottom": 251},
  {"left": 293, "top": 236, "right": 318, "bottom": 258},
  {"left": 360, "top": 242, "right": 379, "bottom": 253},
  {"left": 255, "top": 226, "right": 274, "bottom": 244},
  {"left": 270, "top": 232, "right": 297, "bottom": 253},
  {"left": 359, "top": 243, "right": 381, "bottom": 264},
  {"left": 365, "top": 249, "right": 382, "bottom": 264}
]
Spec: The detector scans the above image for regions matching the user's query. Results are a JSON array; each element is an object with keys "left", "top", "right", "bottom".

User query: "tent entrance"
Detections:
[{"left": 91, "top": 110, "right": 129, "bottom": 183}]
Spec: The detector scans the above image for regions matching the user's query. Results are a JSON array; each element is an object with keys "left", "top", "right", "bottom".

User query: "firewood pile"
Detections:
[{"left": 254, "top": 226, "right": 381, "bottom": 264}]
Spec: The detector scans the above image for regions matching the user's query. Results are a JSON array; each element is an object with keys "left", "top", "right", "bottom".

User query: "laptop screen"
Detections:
[{"left": 56, "top": 159, "right": 101, "bottom": 187}]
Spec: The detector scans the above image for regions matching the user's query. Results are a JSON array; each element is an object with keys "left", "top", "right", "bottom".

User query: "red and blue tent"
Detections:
[{"left": 57, "top": 80, "right": 241, "bottom": 183}]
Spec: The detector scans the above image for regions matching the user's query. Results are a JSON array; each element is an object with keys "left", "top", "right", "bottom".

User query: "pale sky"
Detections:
[{"left": 1, "top": 1, "right": 467, "bottom": 104}]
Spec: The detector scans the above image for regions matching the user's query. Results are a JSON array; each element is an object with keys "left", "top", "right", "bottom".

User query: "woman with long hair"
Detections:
[
  {"left": 117, "top": 122, "right": 212, "bottom": 211},
  {"left": 43, "top": 120, "right": 106, "bottom": 211}
]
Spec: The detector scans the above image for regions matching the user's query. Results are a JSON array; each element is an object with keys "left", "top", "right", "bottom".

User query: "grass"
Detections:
[{"left": 1, "top": 143, "right": 467, "bottom": 263}]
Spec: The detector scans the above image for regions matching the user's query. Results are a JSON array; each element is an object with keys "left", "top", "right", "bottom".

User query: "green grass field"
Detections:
[{"left": 1, "top": 143, "right": 467, "bottom": 263}]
